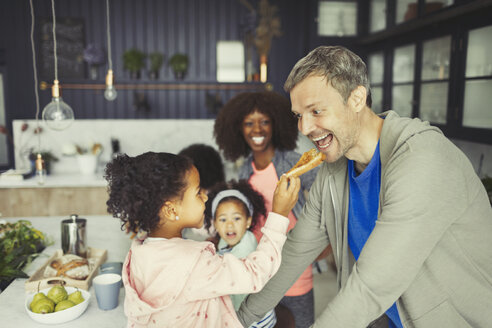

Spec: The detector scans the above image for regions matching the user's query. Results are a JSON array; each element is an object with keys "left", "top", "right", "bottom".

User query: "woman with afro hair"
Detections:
[{"left": 214, "top": 91, "right": 319, "bottom": 328}]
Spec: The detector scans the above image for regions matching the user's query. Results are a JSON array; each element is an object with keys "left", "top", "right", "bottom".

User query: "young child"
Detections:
[
  {"left": 205, "top": 179, "right": 278, "bottom": 327},
  {"left": 104, "top": 152, "right": 300, "bottom": 328},
  {"left": 178, "top": 143, "right": 225, "bottom": 243}
]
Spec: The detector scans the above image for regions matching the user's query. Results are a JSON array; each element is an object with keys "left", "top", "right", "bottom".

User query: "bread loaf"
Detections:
[{"left": 44, "top": 254, "right": 93, "bottom": 280}]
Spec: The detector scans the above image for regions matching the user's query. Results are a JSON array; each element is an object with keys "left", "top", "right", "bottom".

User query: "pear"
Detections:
[
  {"left": 31, "top": 297, "right": 55, "bottom": 314},
  {"left": 47, "top": 285, "right": 68, "bottom": 304},
  {"left": 54, "top": 299, "right": 76, "bottom": 312},
  {"left": 30, "top": 292, "right": 47, "bottom": 310},
  {"left": 67, "top": 290, "right": 85, "bottom": 305}
]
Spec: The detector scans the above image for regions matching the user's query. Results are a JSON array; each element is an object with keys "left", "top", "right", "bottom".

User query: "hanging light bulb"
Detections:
[
  {"left": 42, "top": 0, "right": 75, "bottom": 131},
  {"left": 35, "top": 153, "right": 46, "bottom": 185},
  {"left": 104, "top": 69, "right": 117, "bottom": 101},
  {"left": 104, "top": 0, "right": 117, "bottom": 101},
  {"left": 42, "top": 79, "right": 74, "bottom": 130}
]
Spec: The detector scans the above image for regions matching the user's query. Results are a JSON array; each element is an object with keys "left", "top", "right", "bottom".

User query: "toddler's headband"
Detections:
[{"left": 211, "top": 190, "right": 254, "bottom": 218}]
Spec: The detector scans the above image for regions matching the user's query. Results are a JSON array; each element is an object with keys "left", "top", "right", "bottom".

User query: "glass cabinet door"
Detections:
[
  {"left": 317, "top": 1, "right": 357, "bottom": 37},
  {"left": 396, "top": 0, "right": 417, "bottom": 24},
  {"left": 392, "top": 44, "right": 415, "bottom": 117},
  {"left": 419, "top": 35, "right": 451, "bottom": 124},
  {"left": 393, "top": 44, "right": 415, "bottom": 83},
  {"left": 397, "top": 0, "right": 454, "bottom": 24},
  {"left": 369, "top": 0, "right": 386, "bottom": 33},
  {"left": 368, "top": 52, "right": 384, "bottom": 113},
  {"left": 463, "top": 24, "right": 492, "bottom": 129}
]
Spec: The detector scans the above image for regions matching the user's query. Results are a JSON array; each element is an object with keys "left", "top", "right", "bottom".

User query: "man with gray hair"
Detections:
[{"left": 237, "top": 45, "right": 492, "bottom": 327}]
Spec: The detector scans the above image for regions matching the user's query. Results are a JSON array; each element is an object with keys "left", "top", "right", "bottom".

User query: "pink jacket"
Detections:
[{"left": 122, "top": 213, "right": 289, "bottom": 327}]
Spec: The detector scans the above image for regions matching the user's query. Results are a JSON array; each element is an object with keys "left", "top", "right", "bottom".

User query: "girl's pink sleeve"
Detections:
[{"left": 182, "top": 212, "right": 289, "bottom": 301}]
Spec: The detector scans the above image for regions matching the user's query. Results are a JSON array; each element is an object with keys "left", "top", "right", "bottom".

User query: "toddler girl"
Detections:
[
  {"left": 204, "top": 179, "right": 276, "bottom": 327},
  {"left": 104, "top": 152, "right": 300, "bottom": 328}
]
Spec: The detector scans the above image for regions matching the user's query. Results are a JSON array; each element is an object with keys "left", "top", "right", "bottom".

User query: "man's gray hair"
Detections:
[{"left": 284, "top": 46, "right": 372, "bottom": 106}]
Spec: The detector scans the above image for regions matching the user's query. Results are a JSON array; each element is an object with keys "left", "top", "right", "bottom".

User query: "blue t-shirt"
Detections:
[{"left": 348, "top": 141, "right": 402, "bottom": 328}]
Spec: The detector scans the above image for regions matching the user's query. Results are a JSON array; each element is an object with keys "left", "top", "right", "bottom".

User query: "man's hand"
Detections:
[{"left": 272, "top": 175, "right": 300, "bottom": 217}]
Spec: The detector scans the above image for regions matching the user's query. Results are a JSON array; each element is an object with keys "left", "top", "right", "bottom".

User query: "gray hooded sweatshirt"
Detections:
[{"left": 238, "top": 111, "right": 492, "bottom": 328}]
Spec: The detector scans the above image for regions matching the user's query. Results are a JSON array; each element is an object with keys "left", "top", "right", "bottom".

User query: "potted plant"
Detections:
[
  {"left": 0, "top": 220, "right": 51, "bottom": 291},
  {"left": 63, "top": 142, "right": 103, "bottom": 176},
  {"left": 148, "top": 52, "right": 164, "bottom": 80},
  {"left": 168, "top": 53, "right": 189, "bottom": 80},
  {"left": 123, "top": 48, "right": 146, "bottom": 79}
]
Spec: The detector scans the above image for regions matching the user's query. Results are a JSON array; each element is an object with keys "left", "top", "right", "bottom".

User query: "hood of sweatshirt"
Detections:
[{"left": 378, "top": 110, "right": 442, "bottom": 167}]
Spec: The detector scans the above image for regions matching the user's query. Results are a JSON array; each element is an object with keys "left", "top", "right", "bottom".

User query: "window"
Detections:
[
  {"left": 317, "top": 1, "right": 357, "bottom": 37},
  {"left": 368, "top": 52, "right": 385, "bottom": 113},
  {"left": 369, "top": 0, "right": 386, "bottom": 33},
  {"left": 392, "top": 44, "right": 415, "bottom": 117},
  {"left": 419, "top": 35, "right": 451, "bottom": 124},
  {"left": 396, "top": 0, "right": 454, "bottom": 24},
  {"left": 361, "top": 1, "right": 492, "bottom": 144},
  {"left": 462, "top": 24, "right": 492, "bottom": 129}
]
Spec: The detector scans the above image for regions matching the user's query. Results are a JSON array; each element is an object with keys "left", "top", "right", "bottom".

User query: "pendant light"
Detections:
[
  {"left": 29, "top": 0, "right": 45, "bottom": 184},
  {"left": 104, "top": 0, "right": 117, "bottom": 101},
  {"left": 42, "top": 0, "right": 74, "bottom": 131}
]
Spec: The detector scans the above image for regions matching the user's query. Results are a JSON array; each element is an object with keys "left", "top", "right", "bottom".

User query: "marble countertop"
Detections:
[
  {"left": 0, "top": 173, "right": 107, "bottom": 189},
  {"left": 0, "top": 215, "right": 132, "bottom": 328}
]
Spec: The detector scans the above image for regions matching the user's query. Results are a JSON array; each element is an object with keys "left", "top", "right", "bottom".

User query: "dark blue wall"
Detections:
[{"left": 0, "top": 0, "right": 315, "bottom": 120}]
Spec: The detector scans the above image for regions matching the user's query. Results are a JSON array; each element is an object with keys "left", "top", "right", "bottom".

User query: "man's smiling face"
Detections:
[{"left": 290, "top": 75, "right": 360, "bottom": 163}]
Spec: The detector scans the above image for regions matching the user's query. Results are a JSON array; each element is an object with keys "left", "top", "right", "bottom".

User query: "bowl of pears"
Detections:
[{"left": 25, "top": 284, "right": 91, "bottom": 324}]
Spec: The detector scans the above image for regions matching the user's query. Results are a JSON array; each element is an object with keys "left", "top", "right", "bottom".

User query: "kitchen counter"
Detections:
[
  {"left": 0, "top": 215, "right": 132, "bottom": 328},
  {"left": 0, "top": 173, "right": 107, "bottom": 189},
  {"left": 0, "top": 173, "right": 109, "bottom": 217}
]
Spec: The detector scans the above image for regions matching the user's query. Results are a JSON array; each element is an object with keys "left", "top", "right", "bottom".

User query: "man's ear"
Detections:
[{"left": 348, "top": 86, "right": 367, "bottom": 113}]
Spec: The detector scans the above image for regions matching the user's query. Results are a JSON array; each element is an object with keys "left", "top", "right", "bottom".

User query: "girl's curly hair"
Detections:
[
  {"left": 104, "top": 152, "right": 193, "bottom": 234},
  {"left": 204, "top": 179, "right": 266, "bottom": 233},
  {"left": 214, "top": 91, "right": 298, "bottom": 161}
]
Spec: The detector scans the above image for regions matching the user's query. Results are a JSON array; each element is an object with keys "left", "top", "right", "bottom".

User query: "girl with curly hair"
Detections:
[
  {"left": 104, "top": 151, "right": 300, "bottom": 328},
  {"left": 214, "top": 91, "right": 319, "bottom": 328}
]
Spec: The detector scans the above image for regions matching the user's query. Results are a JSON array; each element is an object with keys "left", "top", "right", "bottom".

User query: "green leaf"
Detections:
[
  {"left": 0, "top": 219, "right": 51, "bottom": 288},
  {"left": 0, "top": 266, "right": 29, "bottom": 280}
]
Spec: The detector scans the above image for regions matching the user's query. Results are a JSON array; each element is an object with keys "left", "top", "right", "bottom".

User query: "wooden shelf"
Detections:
[{"left": 39, "top": 81, "right": 273, "bottom": 91}]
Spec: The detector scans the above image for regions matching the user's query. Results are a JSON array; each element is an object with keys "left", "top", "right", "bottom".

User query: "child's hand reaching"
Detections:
[{"left": 272, "top": 175, "right": 301, "bottom": 217}]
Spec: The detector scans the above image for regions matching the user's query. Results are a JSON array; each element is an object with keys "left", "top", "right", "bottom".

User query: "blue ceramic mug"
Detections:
[
  {"left": 93, "top": 273, "right": 122, "bottom": 310},
  {"left": 100, "top": 262, "right": 123, "bottom": 275}
]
